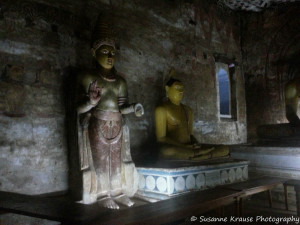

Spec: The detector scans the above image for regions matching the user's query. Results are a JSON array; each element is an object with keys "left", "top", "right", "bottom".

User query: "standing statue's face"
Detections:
[
  {"left": 166, "top": 81, "right": 184, "bottom": 105},
  {"left": 95, "top": 45, "right": 115, "bottom": 69}
]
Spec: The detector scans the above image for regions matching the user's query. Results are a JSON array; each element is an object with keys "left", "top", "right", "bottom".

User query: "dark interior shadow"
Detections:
[{"left": 63, "top": 66, "right": 84, "bottom": 201}]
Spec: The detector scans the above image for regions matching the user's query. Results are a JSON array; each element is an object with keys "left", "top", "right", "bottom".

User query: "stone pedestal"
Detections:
[
  {"left": 231, "top": 144, "right": 300, "bottom": 212},
  {"left": 257, "top": 123, "right": 300, "bottom": 139},
  {"left": 136, "top": 158, "right": 249, "bottom": 200},
  {"left": 231, "top": 145, "right": 300, "bottom": 178}
]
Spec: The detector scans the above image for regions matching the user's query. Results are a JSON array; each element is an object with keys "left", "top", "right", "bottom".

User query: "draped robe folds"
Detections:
[
  {"left": 89, "top": 110, "right": 123, "bottom": 197},
  {"left": 77, "top": 72, "right": 138, "bottom": 204},
  {"left": 78, "top": 109, "right": 137, "bottom": 204}
]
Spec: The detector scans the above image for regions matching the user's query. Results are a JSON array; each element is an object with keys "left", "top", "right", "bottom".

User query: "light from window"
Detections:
[{"left": 217, "top": 68, "right": 230, "bottom": 116}]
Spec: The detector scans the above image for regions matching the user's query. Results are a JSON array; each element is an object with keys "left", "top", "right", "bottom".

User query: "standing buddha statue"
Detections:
[{"left": 76, "top": 14, "right": 143, "bottom": 209}]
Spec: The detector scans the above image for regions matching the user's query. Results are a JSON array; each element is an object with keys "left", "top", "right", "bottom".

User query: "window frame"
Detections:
[
  {"left": 216, "top": 63, "right": 232, "bottom": 119},
  {"left": 214, "top": 54, "right": 237, "bottom": 121}
]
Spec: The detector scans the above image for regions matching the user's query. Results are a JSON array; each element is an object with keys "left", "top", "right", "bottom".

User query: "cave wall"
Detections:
[{"left": 0, "top": 0, "right": 245, "bottom": 200}]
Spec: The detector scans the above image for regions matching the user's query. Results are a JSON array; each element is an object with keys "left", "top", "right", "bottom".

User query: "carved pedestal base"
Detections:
[{"left": 136, "top": 158, "right": 249, "bottom": 200}]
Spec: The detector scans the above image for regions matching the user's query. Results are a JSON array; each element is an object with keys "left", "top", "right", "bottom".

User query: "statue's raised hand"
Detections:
[
  {"left": 88, "top": 80, "right": 101, "bottom": 106},
  {"left": 134, "top": 103, "right": 144, "bottom": 117}
]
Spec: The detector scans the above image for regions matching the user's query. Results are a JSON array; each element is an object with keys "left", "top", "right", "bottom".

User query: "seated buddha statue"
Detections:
[
  {"left": 257, "top": 76, "right": 300, "bottom": 139},
  {"left": 155, "top": 73, "right": 229, "bottom": 160},
  {"left": 285, "top": 77, "right": 300, "bottom": 126}
]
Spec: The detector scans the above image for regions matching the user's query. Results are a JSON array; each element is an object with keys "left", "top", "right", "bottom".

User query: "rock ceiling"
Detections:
[{"left": 219, "top": 0, "right": 299, "bottom": 11}]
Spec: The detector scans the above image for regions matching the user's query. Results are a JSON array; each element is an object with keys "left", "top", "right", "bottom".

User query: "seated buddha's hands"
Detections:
[
  {"left": 88, "top": 80, "right": 101, "bottom": 106},
  {"left": 190, "top": 135, "right": 201, "bottom": 150},
  {"left": 193, "top": 143, "right": 201, "bottom": 150}
]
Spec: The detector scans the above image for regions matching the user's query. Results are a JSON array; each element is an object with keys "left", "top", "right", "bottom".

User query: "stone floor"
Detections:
[
  {"left": 0, "top": 194, "right": 296, "bottom": 225},
  {"left": 173, "top": 194, "right": 297, "bottom": 225},
  {"left": 0, "top": 173, "right": 297, "bottom": 225}
]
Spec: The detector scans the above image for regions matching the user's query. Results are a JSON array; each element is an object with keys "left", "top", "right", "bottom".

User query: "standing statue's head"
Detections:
[
  {"left": 91, "top": 13, "right": 116, "bottom": 70},
  {"left": 165, "top": 75, "right": 184, "bottom": 105}
]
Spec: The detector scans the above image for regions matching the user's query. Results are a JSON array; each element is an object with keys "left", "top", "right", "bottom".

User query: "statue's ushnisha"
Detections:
[{"left": 77, "top": 14, "right": 143, "bottom": 209}]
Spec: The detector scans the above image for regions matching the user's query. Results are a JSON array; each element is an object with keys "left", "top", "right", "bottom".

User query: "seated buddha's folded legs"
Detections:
[
  {"left": 159, "top": 143, "right": 229, "bottom": 160},
  {"left": 159, "top": 144, "right": 195, "bottom": 160},
  {"left": 192, "top": 145, "right": 230, "bottom": 160}
]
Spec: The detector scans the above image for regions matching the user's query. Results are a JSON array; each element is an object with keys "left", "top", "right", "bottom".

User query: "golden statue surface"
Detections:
[{"left": 155, "top": 70, "right": 229, "bottom": 160}]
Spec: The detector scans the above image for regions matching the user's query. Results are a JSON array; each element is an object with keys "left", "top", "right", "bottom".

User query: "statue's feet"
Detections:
[
  {"left": 195, "top": 147, "right": 214, "bottom": 156},
  {"left": 98, "top": 196, "right": 120, "bottom": 209},
  {"left": 113, "top": 194, "right": 135, "bottom": 207},
  {"left": 189, "top": 153, "right": 212, "bottom": 161}
]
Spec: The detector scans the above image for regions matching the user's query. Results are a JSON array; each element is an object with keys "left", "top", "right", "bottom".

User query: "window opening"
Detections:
[{"left": 217, "top": 68, "right": 231, "bottom": 118}]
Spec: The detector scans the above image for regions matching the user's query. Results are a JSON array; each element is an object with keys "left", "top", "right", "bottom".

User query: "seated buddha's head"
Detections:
[{"left": 165, "top": 78, "right": 184, "bottom": 105}]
